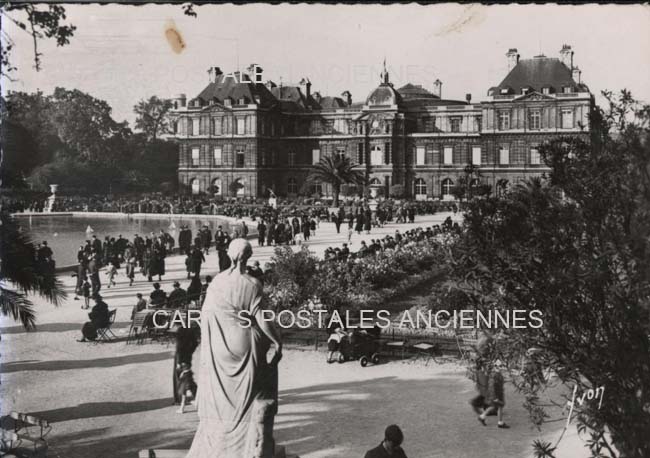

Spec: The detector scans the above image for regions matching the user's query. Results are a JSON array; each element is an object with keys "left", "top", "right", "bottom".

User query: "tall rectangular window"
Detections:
[
  {"left": 191, "top": 147, "right": 200, "bottom": 166},
  {"left": 425, "top": 117, "right": 436, "bottom": 132},
  {"left": 334, "top": 119, "right": 347, "bottom": 134},
  {"left": 288, "top": 151, "right": 296, "bottom": 166},
  {"left": 529, "top": 110, "right": 541, "bottom": 130},
  {"left": 236, "top": 118, "right": 245, "bottom": 135},
  {"left": 472, "top": 147, "right": 481, "bottom": 165},
  {"left": 312, "top": 149, "right": 321, "bottom": 165},
  {"left": 370, "top": 146, "right": 383, "bottom": 165},
  {"left": 192, "top": 118, "right": 200, "bottom": 136},
  {"left": 474, "top": 116, "right": 482, "bottom": 132},
  {"left": 384, "top": 143, "right": 391, "bottom": 165},
  {"left": 450, "top": 117, "right": 462, "bottom": 133},
  {"left": 357, "top": 143, "right": 364, "bottom": 164},
  {"left": 530, "top": 147, "right": 541, "bottom": 165},
  {"left": 498, "top": 111, "right": 510, "bottom": 130},
  {"left": 443, "top": 147, "right": 453, "bottom": 165},
  {"left": 561, "top": 109, "right": 573, "bottom": 129},
  {"left": 416, "top": 146, "right": 425, "bottom": 165},
  {"left": 499, "top": 146, "right": 510, "bottom": 165},
  {"left": 236, "top": 147, "right": 245, "bottom": 168},
  {"left": 213, "top": 147, "right": 222, "bottom": 166},
  {"left": 425, "top": 146, "right": 435, "bottom": 165}
]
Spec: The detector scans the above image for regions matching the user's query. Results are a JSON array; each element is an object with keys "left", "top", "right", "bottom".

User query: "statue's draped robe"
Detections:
[{"left": 187, "top": 271, "right": 275, "bottom": 458}]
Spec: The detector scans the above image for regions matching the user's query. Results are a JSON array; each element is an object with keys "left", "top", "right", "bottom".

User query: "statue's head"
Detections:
[{"left": 228, "top": 238, "right": 253, "bottom": 266}]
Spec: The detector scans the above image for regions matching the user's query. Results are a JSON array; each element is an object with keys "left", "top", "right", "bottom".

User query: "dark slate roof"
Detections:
[
  {"left": 196, "top": 72, "right": 277, "bottom": 108},
  {"left": 366, "top": 83, "right": 402, "bottom": 106},
  {"left": 397, "top": 83, "right": 439, "bottom": 100},
  {"left": 492, "top": 56, "right": 589, "bottom": 95},
  {"left": 318, "top": 96, "right": 347, "bottom": 110}
]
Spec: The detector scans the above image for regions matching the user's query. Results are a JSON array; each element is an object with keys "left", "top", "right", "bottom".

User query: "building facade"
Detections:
[{"left": 170, "top": 45, "right": 593, "bottom": 200}]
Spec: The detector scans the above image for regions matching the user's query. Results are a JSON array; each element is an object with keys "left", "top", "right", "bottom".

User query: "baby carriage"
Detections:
[{"left": 338, "top": 327, "right": 382, "bottom": 367}]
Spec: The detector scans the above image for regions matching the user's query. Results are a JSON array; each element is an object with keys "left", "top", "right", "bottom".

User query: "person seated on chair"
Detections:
[
  {"left": 167, "top": 281, "right": 187, "bottom": 309},
  {"left": 78, "top": 294, "right": 110, "bottom": 342},
  {"left": 364, "top": 424, "right": 408, "bottom": 458},
  {"left": 149, "top": 282, "right": 167, "bottom": 308},
  {"left": 131, "top": 293, "right": 147, "bottom": 320}
]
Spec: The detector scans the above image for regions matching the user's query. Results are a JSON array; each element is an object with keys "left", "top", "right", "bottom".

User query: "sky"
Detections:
[{"left": 2, "top": 3, "right": 649, "bottom": 125}]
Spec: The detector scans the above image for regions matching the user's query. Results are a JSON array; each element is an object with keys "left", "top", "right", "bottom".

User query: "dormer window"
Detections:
[
  {"left": 224, "top": 98, "right": 232, "bottom": 107},
  {"left": 562, "top": 86, "right": 573, "bottom": 94},
  {"left": 500, "top": 88, "right": 510, "bottom": 95},
  {"left": 521, "top": 87, "right": 532, "bottom": 95},
  {"left": 542, "top": 87, "right": 551, "bottom": 95},
  {"left": 238, "top": 97, "right": 247, "bottom": 105}
]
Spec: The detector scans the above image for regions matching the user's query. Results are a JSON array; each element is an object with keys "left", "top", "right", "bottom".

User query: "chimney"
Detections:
[
  {"left": 465, "top": 93, "right": 472, "bottom": 103},
  {"left": 174, "top": 93, "right": 186, "bottom": 108},
  {"left": 312, "top": 91, "right": 322, "bottom": 103},
  {"left": 572, "top": 66, "right": 582, "bottom": 84},
  {"left": 341, "top": 90, "right": 352, "bottom": 106},
  {"left": 559, "top": 44, "right": 574, "bottom": 69},
  {"left": 433, "top": 79, "right": 442, "bottom": 98},
  {"left": 299, "top": 77, "right": 311, "bottom": 99},
  {"left": 506, "top": 48, "right": 520, "bottom": 72},
  {"left": 208, "top": 67, "right": 223, "bottom": 83},
  {"left": 247, "top": 63, "right": 263, "bottom": 83}
]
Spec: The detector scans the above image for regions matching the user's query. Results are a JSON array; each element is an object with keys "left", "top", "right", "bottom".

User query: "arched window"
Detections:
[
  {"left": 441, "top": 178, "right": 454, "bottom": 198},
  {"left": 369, "top": 178, "right": 382, "bottom": 186},
  {"left": 235, "top": 178, "right": 245, "bottom": 196},
  {"left": 287, "top": 177, "right": 298, "bottom": 195},
  {"left": 191, "top": 178, "right": 200, "bottom": 195},
  {"left": 212, "top": 178, "right": 222, "bottom": 196},
  {"left": 370, "top": 145, "right": 383, "bottom": 165},
  {"left": 415, "top": 178, "right": 427, "bottom": 198}
]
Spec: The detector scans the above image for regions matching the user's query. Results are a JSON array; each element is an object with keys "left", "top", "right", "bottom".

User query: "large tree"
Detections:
[
  {"left": 445, "top": 91, "right": 650, "bottom": 458},
  {"left": 306, "top": 155, "right": 365, "bottom": 206},
  {"left": 133, "top": 96, "right": 174, "bottom": 142},
  {"left": 0, "top": 4, "right": 75, "bottom": 78}
]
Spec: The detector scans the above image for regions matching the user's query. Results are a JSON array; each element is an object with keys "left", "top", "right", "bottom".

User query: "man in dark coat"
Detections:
[
  {"left": 257, "top": 220, "right": 266, "bottom": 246},
  {"left": 179, "top": 226, "right": 192, "bottom": 255},
  {"left": 364, "top": 425, "right": 408, "bottom": 458},
  {"left": 167, "top": 281, "right": 188, "bottom": 309}
]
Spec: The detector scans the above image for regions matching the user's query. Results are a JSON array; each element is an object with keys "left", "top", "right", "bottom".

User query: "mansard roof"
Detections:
[
  {"left": 397, "top": 83, "right": 439, "bottom": 100},
  {"left": 491, "top": 56, "right": 589, "bottom": 95},
  {"left": 196, "top": 72, "right": 277, "bottom": 107}
]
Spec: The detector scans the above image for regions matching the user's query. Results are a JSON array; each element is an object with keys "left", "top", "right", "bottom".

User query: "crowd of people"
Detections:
[
  {"left": 324, "top": 215, "right": 460, "bottom": 262},
  {"left": 2, "top": 193, "right": 460, "bottom": 220}
]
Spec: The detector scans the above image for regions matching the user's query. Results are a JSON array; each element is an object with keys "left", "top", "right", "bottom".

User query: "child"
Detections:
[
  {"left": 82, "top": 279, "right": 91, "bottom": 309},
  {"left": 477, "top": 361, "right": 509, "bottom": 429},
  {"left": 106, "top": 262, "right": 118, "bottom": 288},
  {"left": 176, "top": 362, "right": 197, "bottom": 414}
]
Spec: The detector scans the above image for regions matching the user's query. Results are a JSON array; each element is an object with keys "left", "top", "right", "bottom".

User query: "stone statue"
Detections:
[{"left": 187, "top": 239, "right": 283, "bottom": 458}]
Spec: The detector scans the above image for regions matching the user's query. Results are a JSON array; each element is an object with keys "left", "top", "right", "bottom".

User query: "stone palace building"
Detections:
[{"left": 169, "top": 44, "right": 593, "bottom": 200}]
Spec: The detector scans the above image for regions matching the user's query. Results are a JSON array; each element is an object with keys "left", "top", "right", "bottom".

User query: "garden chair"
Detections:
[
  {"left": 7, "top": 411, "right": 50, "bottom": 455},
  {"left": 96, "top": 309, "right": 117, "bottom": 342},
  {"left": 127, "top": 311, "right": 152, "bottom": 345}
]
